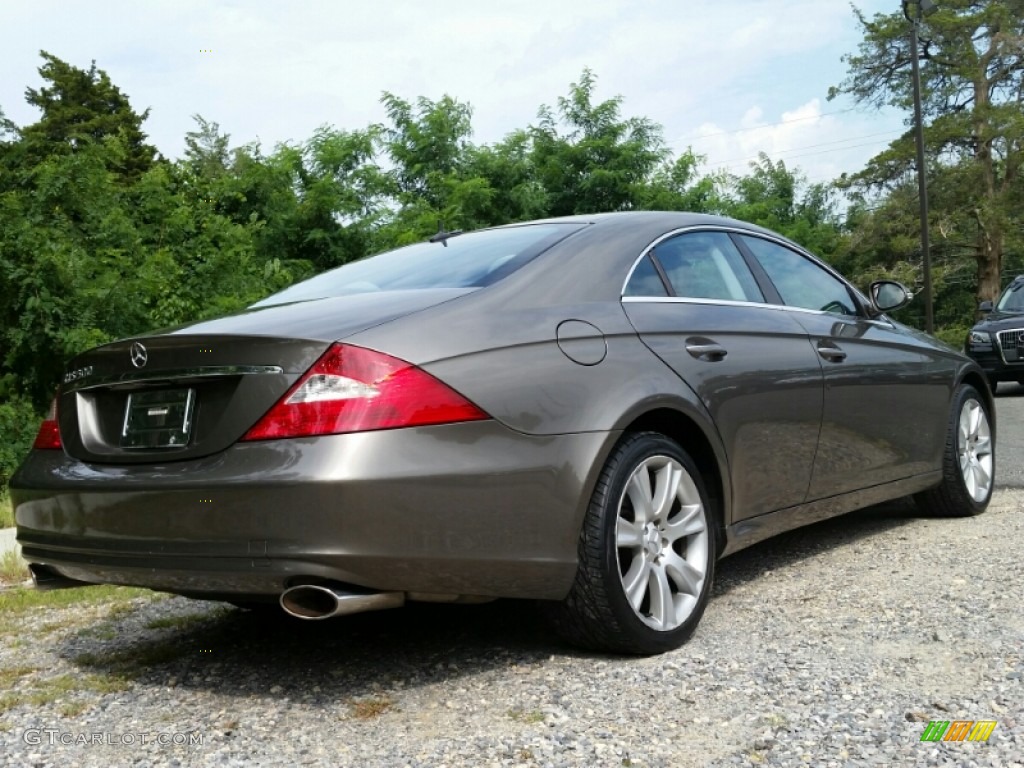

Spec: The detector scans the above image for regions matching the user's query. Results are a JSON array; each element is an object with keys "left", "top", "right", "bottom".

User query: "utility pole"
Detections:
[{"left": 903, "top": 0, "right": 937, "bottom": 333}]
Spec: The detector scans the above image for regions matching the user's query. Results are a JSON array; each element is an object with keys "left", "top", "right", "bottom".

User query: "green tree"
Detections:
[
  {"left": 530, "top": 69, "right": 668, "bottom": 216},
  {"left": 638, "top": 149, "right": 727, "bottom": 214},
  {"left": 724, "top": 154, "right": 842, "bottom": 257},
  {"left": 16, "top": 51, "right": 158, "bottom": 183},
  {"left": 375, "top": 92, "right": 498, "bottom": 243},
  {"left": 831, "top": 0, "right": 1024, "bottom": 305}
]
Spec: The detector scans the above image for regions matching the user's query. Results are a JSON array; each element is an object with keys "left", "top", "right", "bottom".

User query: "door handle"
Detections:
[
  {"left": 685, "top": 339, "right": 728, "bottom": 362},
  {"left": 817, "top": 342, "right": 847, "bottom": 363}
]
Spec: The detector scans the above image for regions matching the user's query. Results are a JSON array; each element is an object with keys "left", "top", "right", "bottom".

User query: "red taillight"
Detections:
[
  {"left": 241, "top": 343, "right": 489, "bottom": 441},
  {"left": 33, "top": 396, "right": 62, "bottom": 450}
]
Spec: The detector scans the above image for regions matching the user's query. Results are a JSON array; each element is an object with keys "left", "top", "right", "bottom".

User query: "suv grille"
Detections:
[{"left": 997, "top": 328, "right": 1024, "bottom": 362}]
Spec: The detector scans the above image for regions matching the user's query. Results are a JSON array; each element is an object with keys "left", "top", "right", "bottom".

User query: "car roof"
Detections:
[{"left": 483, "top": 211, "right": 813, "bottom": 305}]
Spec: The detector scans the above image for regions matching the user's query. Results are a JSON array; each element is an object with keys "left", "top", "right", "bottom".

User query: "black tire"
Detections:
[
  {"left": 988, "top": 376, "right": 999, "bottom": 392},
  {"left": 542, "top": 432, "right": 717, "bottom": 655},
  {"left": 914, "top": 383, "right": 994, "bottom": 517}
]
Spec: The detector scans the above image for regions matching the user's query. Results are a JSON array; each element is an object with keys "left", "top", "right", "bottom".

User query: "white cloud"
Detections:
[
  {"left": 679, "top": 98, "right": 905, "bottom": 185},
  {"left": 0, "top": 0, "right": 907, "bottom": 182}
]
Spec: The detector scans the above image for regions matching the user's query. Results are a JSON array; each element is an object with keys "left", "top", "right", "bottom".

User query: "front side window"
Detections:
[
  {"left": 651, "top": 232, "right": 764, "bottom": 302},
  {"left": 252, "top": 223, "right": 583, "bottom": 307},
  {"left": 740, "top": 235, "right": 857, "bottom": 316}
]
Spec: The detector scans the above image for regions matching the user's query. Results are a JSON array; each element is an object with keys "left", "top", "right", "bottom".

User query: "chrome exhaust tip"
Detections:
[{"left": 279, "top": 584, "right": 404, "bottom": 620}]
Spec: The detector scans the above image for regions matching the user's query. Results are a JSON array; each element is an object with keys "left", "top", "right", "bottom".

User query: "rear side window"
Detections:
[
  {"left": 740, "top": 235, "right": 857, "bottom": 316},
  {"left": 623, "top": 255, "right": 668, "bottom": 297},
  {"left": 654, "top": 232, "right": 764, "bottom": 302},
  {"left": 253, "top": 223, "right": 582, "bottom": 307}
]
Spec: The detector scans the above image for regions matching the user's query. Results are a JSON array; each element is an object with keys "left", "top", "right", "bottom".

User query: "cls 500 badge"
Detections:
[{"left": 63, "top": 365, "right": 93, "bottom": 384}]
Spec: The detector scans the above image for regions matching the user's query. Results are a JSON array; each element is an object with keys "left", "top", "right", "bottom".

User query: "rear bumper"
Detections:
[{"left": 11, "top": 422, "right": 615, "bottom": 601}]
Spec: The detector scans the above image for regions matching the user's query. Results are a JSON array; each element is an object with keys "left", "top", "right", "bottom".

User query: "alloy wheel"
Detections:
[
  {"left": 615, "top": 455, "right": 709, "bottom": 631},
  {"left": 957, "top": 397, "right": 993, "bottom": 503}
]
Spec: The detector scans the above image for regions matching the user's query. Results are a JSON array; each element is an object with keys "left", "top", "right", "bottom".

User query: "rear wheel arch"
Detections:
[{"left": 617, "top": 408, "right": 729, "bottom": 553}]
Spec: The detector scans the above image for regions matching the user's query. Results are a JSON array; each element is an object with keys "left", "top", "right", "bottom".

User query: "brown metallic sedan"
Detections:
[{"left": 11, "top": 212, "right": 995, "bottom": 654}]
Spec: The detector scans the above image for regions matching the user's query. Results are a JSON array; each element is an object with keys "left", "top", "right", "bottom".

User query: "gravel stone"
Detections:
[{"left": 0, "top": 491, "right": 1020, "bottom": 767}]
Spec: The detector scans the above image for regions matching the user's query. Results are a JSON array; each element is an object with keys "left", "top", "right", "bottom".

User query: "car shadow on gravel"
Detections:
[
  {"left": 712, "top": 496, "right": 922, "bottom": 597},
  {"left": 54, "top": 597, "right": 570, "bottom": 704},
  {"left": 47, "top": 498, "right": 942, "bottom": 701}
]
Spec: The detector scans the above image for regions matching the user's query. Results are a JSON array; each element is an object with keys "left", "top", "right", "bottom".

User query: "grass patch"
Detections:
[
  {"left": 0, "top": 549, "right": 29, "bottom": 585},
  {"left": 0, "top": 671, "right": 132, "bottom": 714},
  {"left": 0, "top": 493, "right": 12, "bottom": 529},
  {"left": 0, "top": 665, "right": 41, "bottom": 687},
  {"left": 507, "top": 707, "right": 545, "bottom": 724},
  {"left": 0, "top": 584, "right": 152, "bottom": 637},
  {"left": 348, "top": 695, "right": 396, "bottom": 720},
  {"left": 0, "top": 584, "right": 151, "bottom": 615}
]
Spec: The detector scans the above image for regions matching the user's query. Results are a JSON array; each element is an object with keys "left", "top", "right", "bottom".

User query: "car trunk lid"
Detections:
[{"left": 58, "top": 335, "right": 327, "bottom": 464}]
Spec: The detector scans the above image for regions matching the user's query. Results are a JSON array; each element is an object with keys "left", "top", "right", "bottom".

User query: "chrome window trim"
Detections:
[
  {"left": 620, "top": 225, "right": 870, "bottom": 315},
  {"left": 64, "top": 365, "right": 285, "bottom": 392},
  {"left": 621, "top": 295, "right": 896, "bottom": 327}
]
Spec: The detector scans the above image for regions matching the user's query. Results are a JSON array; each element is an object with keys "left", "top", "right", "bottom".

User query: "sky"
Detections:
[{"left": 0, "top": 0, "right": 910, "bottom": 187}]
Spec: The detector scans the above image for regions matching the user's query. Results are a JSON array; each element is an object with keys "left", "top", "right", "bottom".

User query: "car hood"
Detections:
[
  {"left": 972, "top": 310, "right": 1024, "bottom": 332},
  {"left": 148, "top": 288, "right": 476, "bottom": 342}
]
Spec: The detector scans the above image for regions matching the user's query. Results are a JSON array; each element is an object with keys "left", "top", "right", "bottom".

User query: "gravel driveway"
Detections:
[{"left": 1, "top": 485, "right": 1020, "bottom": 768}]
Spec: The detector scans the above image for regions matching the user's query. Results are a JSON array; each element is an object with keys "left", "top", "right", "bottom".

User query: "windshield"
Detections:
[
  {"left": 252, "top": 223, "right": 583, "bottom": 308},
  {"left": 996, "top": 281, "right": 1024, "bottom": 312}
]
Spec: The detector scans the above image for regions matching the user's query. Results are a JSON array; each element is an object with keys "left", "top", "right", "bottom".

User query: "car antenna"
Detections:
[{"left": 429, "top": 220, "right": 463, "bottom": 247}]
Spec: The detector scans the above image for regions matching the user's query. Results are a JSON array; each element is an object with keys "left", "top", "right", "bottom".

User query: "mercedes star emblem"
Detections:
[{"left": 130, "top": 341, "right": 148, "bottom": 369}]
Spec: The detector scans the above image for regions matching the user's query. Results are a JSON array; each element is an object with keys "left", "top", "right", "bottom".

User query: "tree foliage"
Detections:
[{"left": 831, "top": 0, "right": 1024, "bottom": 306}]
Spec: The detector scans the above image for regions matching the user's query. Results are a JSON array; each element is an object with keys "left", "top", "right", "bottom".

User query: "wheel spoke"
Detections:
[
  {"left": 664, "top": 503, "right": 705, "bottom": 544},
  {"left": 972, "top": 461, "right": 991, "bottom": 496},
  {"left": 967, "top": 402, "right": 982, "bottom": 438},
  {"left": 958, "top": 407, "right": 971, "bottom": 447},
  {"left": 974, "top": 435, "right": 992, "bottom": 458},
  {"left": 663, "top": 550, "right": 704, "bottom": 597},
  {"left": 959, "top": 451, "right": 971, "bottom": 475},
  {"left": 621, "top": 554, "right": 652, "bottom": 610},
  {"left": 964, "top": 461, "right": 978, "bottom": 497},
  {"left": 651, "top": 462, "right": 682, "bottom": 521},
  {"left": 616, "top": 517, "right": 644, "bottom": 548},
  {"left": 647, "top": 565, "right": 675, "bottom": 629},
  {"left": 626, "top": 468, "right": 655, "bottom": 524}
]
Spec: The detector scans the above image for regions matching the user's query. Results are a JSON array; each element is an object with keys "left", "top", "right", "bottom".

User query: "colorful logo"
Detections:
[{"left": 920, "top": 720, "right": 997, "bottom": 742}]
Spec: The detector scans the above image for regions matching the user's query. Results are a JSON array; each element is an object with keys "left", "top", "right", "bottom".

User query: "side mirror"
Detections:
[
  {"left": 978, "top": 300, "right": 993, "bottom": 313},
  {"left": 868, "top": 280, "right": 912, "bottom": 313}
]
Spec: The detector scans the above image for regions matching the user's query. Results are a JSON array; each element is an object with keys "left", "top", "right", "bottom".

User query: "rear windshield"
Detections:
[
  {"left": 996, "top": 281, "right": 1024, "bottom": 312},
  {"left": 252, "top": 223, "right": 582, "bottom": 308}
]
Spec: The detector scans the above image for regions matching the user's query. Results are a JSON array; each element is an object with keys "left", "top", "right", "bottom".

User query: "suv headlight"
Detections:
[{"left": 968, "top": 330, "right": 992, "bottom": 346}]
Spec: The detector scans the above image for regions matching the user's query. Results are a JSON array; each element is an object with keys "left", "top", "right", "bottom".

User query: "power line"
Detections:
[
  {"left": 673, "top": 107, "right": 861, "bottom": 145},
  {"left": 699, "top": 130, "right": 902, "bottom": 172}
]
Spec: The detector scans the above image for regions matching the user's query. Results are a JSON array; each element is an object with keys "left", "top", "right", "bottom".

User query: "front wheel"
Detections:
[
  {"left": 914, "top": 383, "right": 994, "bottom": 517},
  {"left": 542, "top": 432, "right": 717, "bottom": 654}
]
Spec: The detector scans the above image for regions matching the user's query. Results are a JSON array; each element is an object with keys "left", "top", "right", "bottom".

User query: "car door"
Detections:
[
  {"left": 621, "top": 229, "right": 825, "bottom": 521},
  {"left": 735, "top": 233, "right": 950, "bottom": 498}
]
